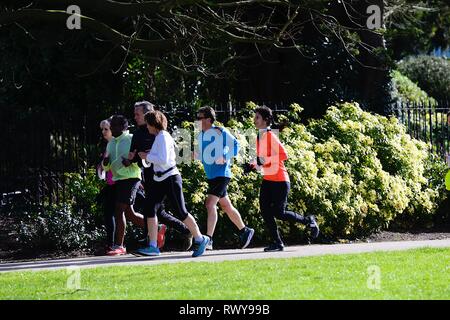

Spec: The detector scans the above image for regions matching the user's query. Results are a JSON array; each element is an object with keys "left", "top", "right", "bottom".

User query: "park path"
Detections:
[{"left": 1, "top": 239, "right": 449, "bottom": 273}]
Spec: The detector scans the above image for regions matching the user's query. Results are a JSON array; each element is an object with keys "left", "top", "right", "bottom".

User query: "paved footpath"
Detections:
[{"left": 1, "top": 239, "right": 449, "bottom": 273}]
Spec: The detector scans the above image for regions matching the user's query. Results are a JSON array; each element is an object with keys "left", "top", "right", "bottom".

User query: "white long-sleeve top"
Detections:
[{"left": 145, "top": 130, "right": 180, "bottom": 182}]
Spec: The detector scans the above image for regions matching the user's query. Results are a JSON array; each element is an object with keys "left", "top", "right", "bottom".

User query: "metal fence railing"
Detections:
[
  {"left": 3, "top": 99, "right": 448, "bottom": 208},
  {"left": 0, "top": 102, "right": 289, "bottom": 207},
  {"left": 393, "top": 100, "right": 450, "bottom": 163}
]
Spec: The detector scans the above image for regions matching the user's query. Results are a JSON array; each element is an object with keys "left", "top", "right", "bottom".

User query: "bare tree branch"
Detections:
[
  {"left": 0, "top": 0, "right": 391, "bottom": 77},
  {"left": 0, "top": 9, "right": 183, "bottom": 53}
]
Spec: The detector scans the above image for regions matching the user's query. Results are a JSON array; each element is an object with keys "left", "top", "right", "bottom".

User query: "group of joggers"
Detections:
[{"left": 97, "top": 101, "right": 320, "bottom": 258}]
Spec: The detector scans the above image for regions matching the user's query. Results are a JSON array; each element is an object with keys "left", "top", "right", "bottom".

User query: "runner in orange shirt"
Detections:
[{"left": 252, "top": 105, "right": 319, "bottom": 252}]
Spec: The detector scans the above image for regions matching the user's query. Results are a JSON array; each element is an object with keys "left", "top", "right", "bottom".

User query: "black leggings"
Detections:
[
  {"left": 101, "top": 185, "right": 116, "bottom": 247},
  {"left": 259, "top": 180, "right": 307, "bottom": 245},
  {"left": 142, "top": 169, "right": 190, "bottom": 235},
  {"left": 145, "top": 174, "right": 190, "bottom": 222}
]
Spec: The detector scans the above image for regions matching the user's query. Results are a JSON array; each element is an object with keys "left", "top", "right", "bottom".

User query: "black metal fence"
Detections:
[
  {"left": 4, "top": 99, "right": 447, "bottom": 209},
  {"left": 0, "top": 102, "right": 288, "bottom": 208},
  {"left": 0, "top": 109, "right": 95, "bottom": 209},
  {"left": 392, "top": 100, "right": 450, "bottom": 163}
]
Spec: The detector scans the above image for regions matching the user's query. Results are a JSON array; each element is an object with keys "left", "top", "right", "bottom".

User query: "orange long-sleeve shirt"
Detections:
[{"left": 256, "top": 129, "right": 290, "bottom": 182}]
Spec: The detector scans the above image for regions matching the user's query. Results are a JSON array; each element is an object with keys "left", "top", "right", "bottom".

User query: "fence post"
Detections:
[
  {"left": 444, "top": 101, "right": 450, "bottom": 154},
  {"left": 407, "top": 101, "right": 411, "bottom": 136},
  {"left": 428, "top": 101, "right": 433, "bottom": 151},
  {"left": 81, "top": 114, "right": 88, "bottom": 178}
]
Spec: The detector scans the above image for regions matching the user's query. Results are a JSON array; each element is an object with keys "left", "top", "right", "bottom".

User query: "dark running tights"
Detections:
[
  {"left": 145, "top": 174, "right": 190, "bottom": 222},
  {"left": 259, "top": 180, "right": 307, "bottom": 245},
  {"left": 102, "top": 185, "right": 116, "bottom": 247},
  {"left": 142, "top": 174, "right": 190, "bottom": 235}
]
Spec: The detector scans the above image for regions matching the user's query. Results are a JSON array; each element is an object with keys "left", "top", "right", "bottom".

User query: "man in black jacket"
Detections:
[{"left": 124, "top": 101, "right": 192, "bottom": 251}]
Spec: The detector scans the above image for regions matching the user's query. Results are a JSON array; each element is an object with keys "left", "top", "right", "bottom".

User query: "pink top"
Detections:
[
  {"left": 105, "top": 170, "right": 115, "bottom": 186},
  {"left": 98, "top": 152, "right": 115, "bottom": 186}
]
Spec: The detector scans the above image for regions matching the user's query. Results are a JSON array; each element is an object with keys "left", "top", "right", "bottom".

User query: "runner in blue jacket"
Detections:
[{"left": 196, "top": 106, "right": 254, "bottom": 250}]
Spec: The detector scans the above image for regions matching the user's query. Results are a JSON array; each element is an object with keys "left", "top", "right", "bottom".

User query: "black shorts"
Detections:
[
  {"left": 115, "top": 178, "right": 141, "bottom": 205},
  {"left": 207, "top": 177, "right": 231, "bottom": 198}
]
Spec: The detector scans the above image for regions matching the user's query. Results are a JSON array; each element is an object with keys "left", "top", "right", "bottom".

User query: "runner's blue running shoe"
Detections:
[
  {"left": 192, "top": 236, "right": 209, "bottom": 257},
  {"left": 137, "top": 246, "right": 160, "bottom": 256}
]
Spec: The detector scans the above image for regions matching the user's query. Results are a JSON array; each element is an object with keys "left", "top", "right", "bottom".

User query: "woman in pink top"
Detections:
[
  {"left": 253, "top": 106, "right": 319, "bottom": 252},
  {"left": 97, "top": 118, "right": 116, "bottom": 253}
]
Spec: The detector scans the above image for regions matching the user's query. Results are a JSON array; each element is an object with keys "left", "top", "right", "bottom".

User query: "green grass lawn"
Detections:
[{"left": 0, "top": 247, "right": 449, "bottom": 300}]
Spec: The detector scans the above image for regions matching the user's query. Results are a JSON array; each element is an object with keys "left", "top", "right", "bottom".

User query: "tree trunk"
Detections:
[{"left": 357, "top": 0, "right": 393, "bottom": 115}]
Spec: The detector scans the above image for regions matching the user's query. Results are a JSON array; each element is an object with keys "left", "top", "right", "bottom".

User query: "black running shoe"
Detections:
[
  {"left": 264, "top": 242, "right": 284, "bottom": 252},
  {"left": 239, "top": 227, "right": 255, "bottom": 249},
  {"left": 307, "top": 215, "right": 320, "bottom": 239}
]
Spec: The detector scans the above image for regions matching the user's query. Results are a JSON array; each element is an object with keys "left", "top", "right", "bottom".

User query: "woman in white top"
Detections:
[{"left": 137, "top": 111, "right": 209, "bottom": 257}]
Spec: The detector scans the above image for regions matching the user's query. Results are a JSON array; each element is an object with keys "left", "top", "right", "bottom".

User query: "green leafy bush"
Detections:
[
  {"left": 17, "top": 169, "right": 104, "bottom": 251},
  {"left": 64, "top": 170, "right": 104, "bottom": 226},
  {"left": 18, "top": 203, "right": 102, "bottom": 251},
  {"left": 180, "top": 102, "right": 448, "bottom": 244},
  {"left": 301, "top": 103, "right": 447, "bottom": 236},
  {"left": 391, "top": 70, "right": 437, "bottom": 105},
  {"left": 397, "top": 56, "right": 450, "bottom": 101}
]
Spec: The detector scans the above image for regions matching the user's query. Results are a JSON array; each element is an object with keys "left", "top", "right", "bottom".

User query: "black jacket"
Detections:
[{"left": 130, "top": 125, "right": 156, "bottom": 182}]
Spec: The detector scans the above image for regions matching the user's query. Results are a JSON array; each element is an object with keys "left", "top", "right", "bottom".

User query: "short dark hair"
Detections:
[
  {"left": 145, "top": 110, "right": 167, "bottom": 131},
  {"left": 198, "top": 106, "right": 216, "bottom": 123},
  {"left": 110, "top": 115, "right": 128, "bottom": 130},
  {"left": 255, "top": 105, "right": 273, "bottom": 124},
  {"left": 134, "top": 101, "right": 155, "bottom": 113}
]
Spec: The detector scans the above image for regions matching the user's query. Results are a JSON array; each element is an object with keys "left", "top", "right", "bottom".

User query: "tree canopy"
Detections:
[
  {"left": 1, "top": 1, "right": 448, "bottom": 115},
  {"left": 1, "top": 1, "right": 387, "bottom": 76}
]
